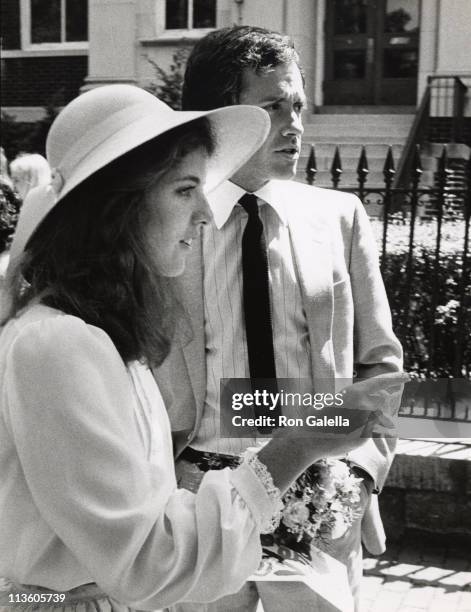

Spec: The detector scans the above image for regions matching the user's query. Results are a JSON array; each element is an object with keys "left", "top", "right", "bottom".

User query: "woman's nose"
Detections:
[{"left": 192, "top": 192, "right": 211, "bottom": 226}]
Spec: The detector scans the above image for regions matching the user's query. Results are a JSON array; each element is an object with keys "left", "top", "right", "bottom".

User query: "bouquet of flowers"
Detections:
[{"left": 261, "top": 459, "right": 363, "bottom": 563}]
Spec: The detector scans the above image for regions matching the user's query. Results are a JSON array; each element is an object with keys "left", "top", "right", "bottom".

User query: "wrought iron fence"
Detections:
[
  {"left": 398, "top": 378, "right": 471, "bottom": 429},
  {"left": 304, "top": 143, "right": 471, "bottom": 380}
]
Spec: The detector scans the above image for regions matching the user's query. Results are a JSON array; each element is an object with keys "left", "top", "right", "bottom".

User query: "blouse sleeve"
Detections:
[{"left": 3, "top": 314, "right": 274, "bottom": 608}]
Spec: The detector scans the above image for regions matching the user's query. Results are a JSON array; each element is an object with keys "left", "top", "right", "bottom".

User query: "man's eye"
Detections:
[
  {"left": 294, "top": 102, "right": 305, "bottom": 113},
  {"left": 266, "top": 102, "right": 281, "bottom": 111}
]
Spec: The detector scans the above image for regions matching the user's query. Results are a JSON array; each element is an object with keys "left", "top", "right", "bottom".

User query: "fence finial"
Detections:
[
  {"left": 412, "top": 145, "right": 423, "bottom": 183},
  {"left": 306, "top": 144, "right": 317, "bottom": 186},
  {"left": 357, "top": 146, "right": 369, "bottom": 180},
  {"left": 331, "top": 146, "right": 342, "bottom": 188},
  {"left": 438, "top": 145, "right": 449, "bottom": 173},
  {"left": 383, "top": 146, "right": 396, "bottom": 185},
  {"left": 357, "top": 146, "right": 369, "bottom": 199}
]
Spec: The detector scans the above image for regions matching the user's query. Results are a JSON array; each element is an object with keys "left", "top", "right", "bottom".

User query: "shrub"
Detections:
[
  {"left": 1, "top": 112, "right": 33, "bottom": 161},
  {"left": 0, "top": 180, "right": 21, "bottom": 253},
  {"left": 145, "top": 48, "right": 189, "bottom": 110},
  {"left": 371, "top": 219, "right": 470, "bottom": 377},
  {"left": 1, "top": 96, "right": 60, "bottom": 161}
]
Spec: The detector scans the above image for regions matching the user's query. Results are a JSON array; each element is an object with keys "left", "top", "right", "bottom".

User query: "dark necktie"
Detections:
[{"left": 239, "top": 193, "right": 279, "bottom": 433}]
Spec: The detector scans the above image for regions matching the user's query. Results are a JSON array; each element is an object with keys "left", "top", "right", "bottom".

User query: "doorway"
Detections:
[{"left": 324, "top": 0, "right": 420, "bottom": 105}]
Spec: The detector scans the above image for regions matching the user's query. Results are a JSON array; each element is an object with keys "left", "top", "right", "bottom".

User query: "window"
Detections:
[
  {"left": 166, "top": 0, "right": 216, "bottom": 30},
  {"left": 22, "top": 0, "right": 88, "bottom": 48}
]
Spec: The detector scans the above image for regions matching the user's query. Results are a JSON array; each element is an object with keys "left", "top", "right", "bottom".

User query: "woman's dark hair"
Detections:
[
  {"left": 6, "top": 117, "right": 214, "bottom": 368},
  {"left": 182, "top": 25, "right": 303, "bottom": 111}
]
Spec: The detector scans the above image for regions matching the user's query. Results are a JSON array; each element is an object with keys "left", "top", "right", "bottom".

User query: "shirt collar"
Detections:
[{"left": 208, "top": 180, "right": 288, "bottom": 229}]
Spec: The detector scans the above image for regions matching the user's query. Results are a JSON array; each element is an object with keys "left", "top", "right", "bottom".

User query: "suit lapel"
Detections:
[{"left": 286, "top": 202, "right": 336, "bottom": 385}]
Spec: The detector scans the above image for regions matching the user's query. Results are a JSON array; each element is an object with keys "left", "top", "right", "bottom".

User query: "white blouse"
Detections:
[{"left": 0, "top": 304, "right": 276, "bottom": 609}]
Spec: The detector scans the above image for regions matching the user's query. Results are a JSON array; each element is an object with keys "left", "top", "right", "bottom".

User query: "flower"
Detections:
[
  {"left": 328, "top": 460, "right": 350, "bottom": 480},
  {"left": 270, "top": 459, "right": 363, "bottom": 560},
  {"left": 306, "top": 461, "right": 337, "bottom": 500},
  {"left": 282, "top": 500, "right": 310, "bottom": 531}
]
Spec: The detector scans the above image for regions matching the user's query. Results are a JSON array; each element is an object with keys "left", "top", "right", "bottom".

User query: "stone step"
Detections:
[
  {"left": 315, "top": 105, "right": 416, "bottom": 115},
  {"left": 304, "top": 126, "right": 411, "bottom": 139},
  {"left": 422, "top": 142, "right": 471, "bottom": 158},
  {"left": 302, "top": 134, "right": 407, "bottom": 144},
  {"left": 300, "top": 113, "right": 415, "bottom": 180},
  {"left": 305, "top": 113, "right": 415, "bottom": 127}
]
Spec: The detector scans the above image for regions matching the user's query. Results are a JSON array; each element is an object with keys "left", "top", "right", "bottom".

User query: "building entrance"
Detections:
[{"left": 324, "top": 0, "right": 420, "bottom": 105}]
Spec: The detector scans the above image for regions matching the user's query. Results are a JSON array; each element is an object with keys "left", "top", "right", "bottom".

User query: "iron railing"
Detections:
[
  {"left": 429, "top": 75, "right": 468, "bottom": 143},
  {"left": 304, "top": 144, "right": 471, "bottom": 380},
  {"left": 398, "top": 378, "right": 471, "bottom": 425},
  {"left": 395, "top": 76, "right": 469, "bottom": 188}
]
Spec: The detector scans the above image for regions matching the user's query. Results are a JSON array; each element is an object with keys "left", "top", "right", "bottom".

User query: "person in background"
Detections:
[
  {"left": 10, "top": 153, "right": 51, "bottom": 201},
  {"left": 155, "top": 25, "right": 404, "bottom": 612},
  {"left": 0, "top": 84, "right": 386, "bottom": 612}
]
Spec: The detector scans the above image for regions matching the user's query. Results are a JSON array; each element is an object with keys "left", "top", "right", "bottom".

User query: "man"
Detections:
[{"left": 155, "top": 26, "right": 403, "bottom": 612}]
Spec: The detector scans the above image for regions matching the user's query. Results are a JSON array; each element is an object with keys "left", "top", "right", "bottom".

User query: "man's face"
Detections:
[{"left": 231, "top": 61, "right": 306, "bottom": 192}]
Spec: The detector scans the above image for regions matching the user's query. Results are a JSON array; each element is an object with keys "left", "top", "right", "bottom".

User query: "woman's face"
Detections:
[{"left": 143, "top": 147, "right": 211, "bottom": 277}]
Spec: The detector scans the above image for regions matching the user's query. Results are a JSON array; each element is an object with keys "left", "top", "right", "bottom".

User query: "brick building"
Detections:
[
  {"left": 1, "top": 0, "right": 470, "bottom": 171},
  {"left": 1, "top": 0, "right": 88, "bottom": 121},
  {"left": 79, "top": 0, "right": 470, "bottom": 110}
]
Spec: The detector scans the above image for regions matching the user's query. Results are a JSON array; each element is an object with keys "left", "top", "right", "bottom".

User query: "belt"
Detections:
[{"left": 179, "top": 447, "right": 241, "bottom": 471}]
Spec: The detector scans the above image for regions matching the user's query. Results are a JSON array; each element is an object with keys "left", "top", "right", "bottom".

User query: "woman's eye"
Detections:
[
  {"left": 177, "top": 186, "right": 195, "bottom": 197},
  {"left": 266, "top": 102, "right": 281, "bottom": 112}
]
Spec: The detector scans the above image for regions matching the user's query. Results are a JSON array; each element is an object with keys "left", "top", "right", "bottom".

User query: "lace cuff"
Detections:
[{"left": 240, "top": 450, "right": 283, "bottom": 534}]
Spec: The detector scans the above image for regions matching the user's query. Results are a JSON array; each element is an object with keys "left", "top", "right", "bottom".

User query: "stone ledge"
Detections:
[
  {"left": 387, "top": 439, "right": 471, "bottom": 494},
  {"left": 380, "top": 439, "right": 471, "bottom": 540}
]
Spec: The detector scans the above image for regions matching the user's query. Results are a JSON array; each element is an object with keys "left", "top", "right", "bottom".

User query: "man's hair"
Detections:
[
  {"left": 5, "top": 117, "right": 214, "bottom": 368},
  {"left": 182, "top": 25, "right": 302, "bottom": 110}
]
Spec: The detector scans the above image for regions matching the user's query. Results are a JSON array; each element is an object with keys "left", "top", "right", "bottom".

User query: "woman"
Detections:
[{"left": 0, "top": 85, "right": 386, "bottom": 611}]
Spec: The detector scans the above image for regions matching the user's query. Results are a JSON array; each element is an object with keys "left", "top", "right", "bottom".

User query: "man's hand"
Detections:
[
  {"left": 274, "top": 372, "right": 408, "bottom": 461},
  {"left": 340, "top": 372, "right": 409, "bottom": 414},
  {"left": 338, "top": 372, "right": 409, "bottom": 436}
]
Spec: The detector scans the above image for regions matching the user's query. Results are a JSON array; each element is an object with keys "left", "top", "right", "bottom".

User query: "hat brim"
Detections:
[
  {"left": 58, "top": 104, "right": 269, "bottom": 201},
  {"left": 8, "top": 103, "right": 269, "bottom": 263}
]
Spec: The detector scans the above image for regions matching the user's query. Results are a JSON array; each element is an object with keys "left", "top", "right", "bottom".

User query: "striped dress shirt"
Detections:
[{"left": 190, "top": 180, "right": 313, "bottom": 455}]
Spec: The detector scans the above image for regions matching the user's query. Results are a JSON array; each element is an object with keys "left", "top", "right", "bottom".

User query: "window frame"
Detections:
[
  {"left": 164, "top": 0, "right": 217, "bottom": 34},
  {"left": 20, "top": 0, "right": 89, "bottom": 51}
]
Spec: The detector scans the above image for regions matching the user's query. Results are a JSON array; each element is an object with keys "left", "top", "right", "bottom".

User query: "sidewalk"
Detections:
[{"left": 362, "top": 536, "right": 471, "bottom": 612}]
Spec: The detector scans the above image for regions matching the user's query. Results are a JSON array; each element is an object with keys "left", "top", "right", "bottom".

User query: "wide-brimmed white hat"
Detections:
[{"left": 8, "top": 84, "right": 269, "bottom": 262}]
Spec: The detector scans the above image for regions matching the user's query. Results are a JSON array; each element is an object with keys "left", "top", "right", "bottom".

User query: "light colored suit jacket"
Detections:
[{"left": 155, "top": 180, "right": 403, "bottom": 554}]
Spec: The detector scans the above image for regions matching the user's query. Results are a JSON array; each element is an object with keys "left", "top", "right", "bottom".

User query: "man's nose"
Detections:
[{"left": 281, "top": 109, "right": 304, "bottom": 137}]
